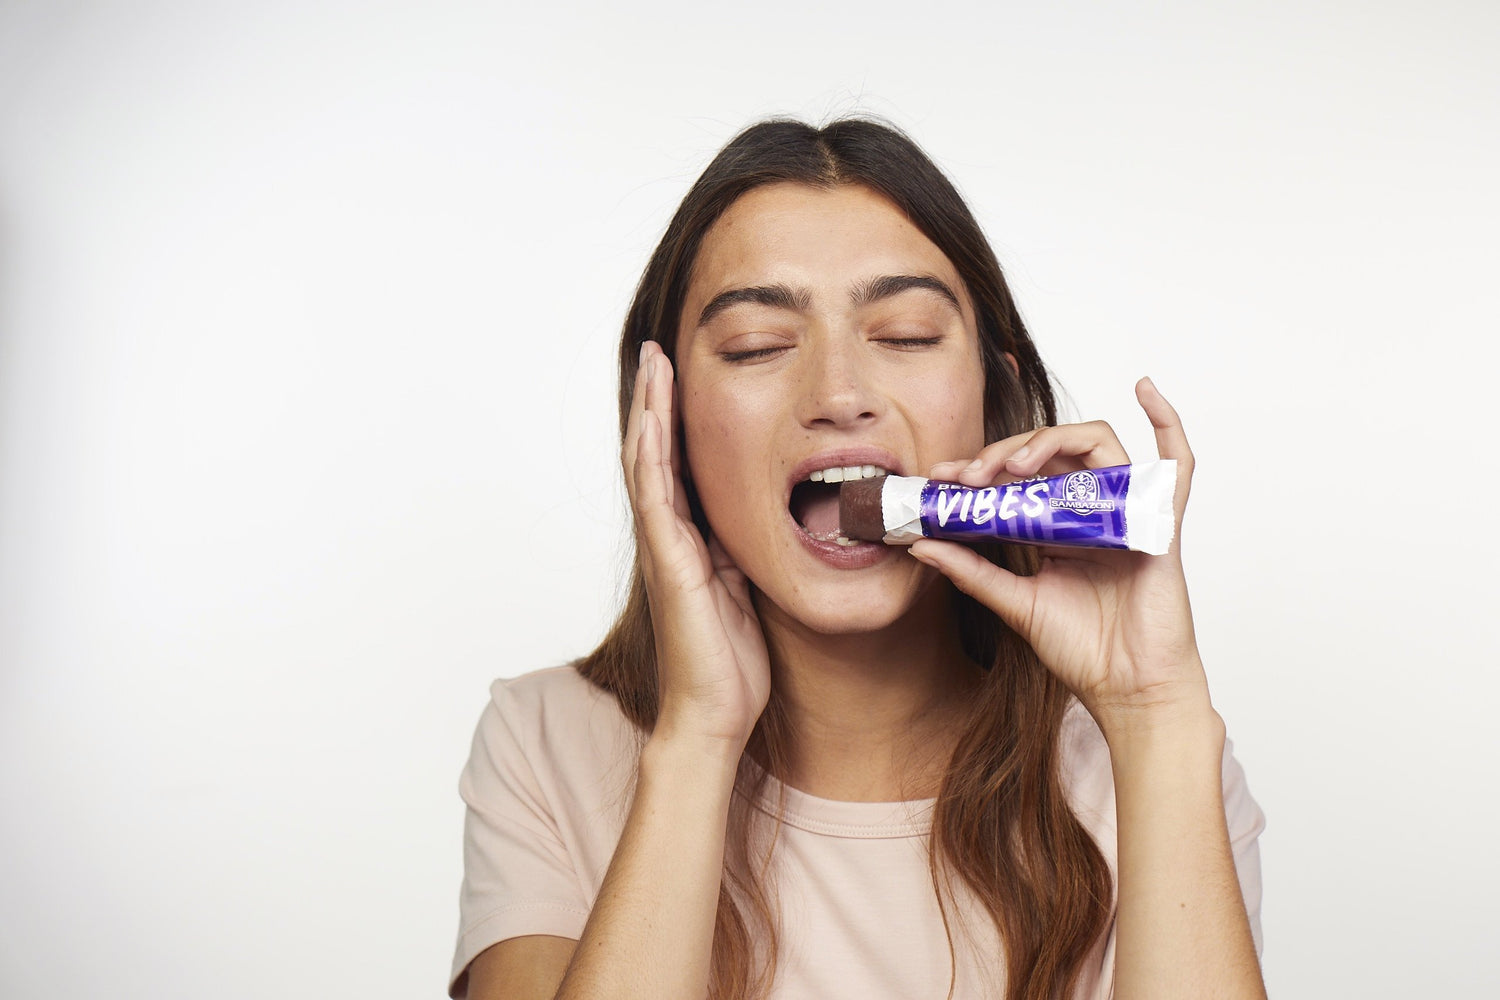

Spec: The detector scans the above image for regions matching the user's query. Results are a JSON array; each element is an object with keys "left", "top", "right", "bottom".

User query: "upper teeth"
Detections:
[{"left": 809, "top": 465, "right": 886, "bottom": 483}]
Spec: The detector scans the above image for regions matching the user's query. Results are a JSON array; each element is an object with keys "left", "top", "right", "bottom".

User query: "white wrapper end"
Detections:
[
  {"left": 1123, "top": 459, "right": 1178, "bottom": 555},
  {"left": 880, "top": 475, "right": 929, "bottom": 545}
]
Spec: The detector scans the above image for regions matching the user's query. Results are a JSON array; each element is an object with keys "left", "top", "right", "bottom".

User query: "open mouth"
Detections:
[{"left": 789, "top": 464, "right": 887, "bottom": 546}]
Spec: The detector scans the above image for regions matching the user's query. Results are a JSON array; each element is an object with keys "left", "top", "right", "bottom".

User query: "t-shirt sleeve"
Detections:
[
  {"left": 1222, "top": 736, "right": 1267, "bottom": 958},
  {"left": 449, "top": 680, "right": 592, "bottom": 998}
]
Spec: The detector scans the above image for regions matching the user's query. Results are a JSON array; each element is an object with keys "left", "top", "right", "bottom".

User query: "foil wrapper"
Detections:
[{"left": 881, "top": 460, "right": 1176, "bottom": 555}]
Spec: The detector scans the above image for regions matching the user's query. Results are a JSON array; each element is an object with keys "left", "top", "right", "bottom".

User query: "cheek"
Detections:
[
  {"left": 679, "top": 383, "right": 764, "bottom": 502},
  {"left": 903, "top": 366, "right": 988, "bottom": 458},
  {"left": 680, "top": 388, "right": 729, "bottom": 469},
  {"left": 955, "top": 377, "right": 989, "bottom": 451}
]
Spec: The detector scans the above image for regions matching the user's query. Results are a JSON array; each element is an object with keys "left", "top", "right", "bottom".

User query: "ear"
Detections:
[{"left": 1004, "top": 352, "right": 1019, "bottom": 378}]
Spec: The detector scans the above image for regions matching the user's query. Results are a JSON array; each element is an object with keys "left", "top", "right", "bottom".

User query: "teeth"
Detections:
[
  {"left": 806, "top": 464, "right": 888, "bottom": 484},
  {"left": 803, "top": 525, "right": 864, "bottom": 546}
]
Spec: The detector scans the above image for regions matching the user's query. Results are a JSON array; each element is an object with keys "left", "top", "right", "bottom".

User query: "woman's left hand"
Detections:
[{"left": 910, "top": 377, "right": 1211, "bottom": 736}]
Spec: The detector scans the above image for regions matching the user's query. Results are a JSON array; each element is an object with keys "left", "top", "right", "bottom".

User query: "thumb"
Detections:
[
  {"left": 909, "top": 539, "right": 1037, "bottom": 636},
  {"left": 707, "top": 534, "right": 756, "bottom": 618}
]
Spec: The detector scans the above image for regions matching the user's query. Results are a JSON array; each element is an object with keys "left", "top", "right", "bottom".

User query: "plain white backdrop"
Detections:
[{"left": 2, "top": 1, "right": 1496, "bottom": 996}]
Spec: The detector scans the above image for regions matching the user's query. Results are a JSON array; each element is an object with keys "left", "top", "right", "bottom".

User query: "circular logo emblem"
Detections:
[{"left": 1063, "top": 470, "right": 1099, "bottom": 503}]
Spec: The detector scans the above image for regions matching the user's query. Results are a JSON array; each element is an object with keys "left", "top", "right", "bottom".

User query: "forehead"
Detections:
[{"left": 684, "top": 182, "right": 970, "bottom": 315}]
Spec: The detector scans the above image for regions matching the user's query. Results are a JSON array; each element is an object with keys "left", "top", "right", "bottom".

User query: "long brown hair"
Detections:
[{"left": 578, "top": 118, "right": 1113, "bottom": 1000}]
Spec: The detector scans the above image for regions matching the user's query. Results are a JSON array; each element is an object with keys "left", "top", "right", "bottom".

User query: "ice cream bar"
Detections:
[{"left": 839, "top": 460, "right": 1177, "bottom": 555}]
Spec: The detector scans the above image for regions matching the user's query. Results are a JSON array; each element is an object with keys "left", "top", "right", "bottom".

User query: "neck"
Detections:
[{"left": 753, "top": 582, "right": 983, "bottom": 802}]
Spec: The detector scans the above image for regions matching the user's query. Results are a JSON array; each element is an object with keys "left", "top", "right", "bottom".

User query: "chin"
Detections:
[{"left": 756, "top": 564, "right": 934, "bottom": 637}]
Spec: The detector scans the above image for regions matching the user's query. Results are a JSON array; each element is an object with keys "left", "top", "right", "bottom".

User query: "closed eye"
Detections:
[
  {"left": 876, "top": 336, "right": 943, "bottom": 349},
  {"left": 721, "top": 346, "right": 789, "bottom": 363},
  {"left": 721, "top": 336, "right": 940, "bottom": 362}
]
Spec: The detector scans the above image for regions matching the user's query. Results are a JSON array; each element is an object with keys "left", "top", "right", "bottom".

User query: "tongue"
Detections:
[{"left": 796, "top": 486, "right": 842, "bottom": 539}]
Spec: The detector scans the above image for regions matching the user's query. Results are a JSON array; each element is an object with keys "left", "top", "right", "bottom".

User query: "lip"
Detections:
[
  {"left": 784, "top": 446, "right": 906, "bottom": 571},
  {"left": 792, "top": 525, "right": 893, "bottom": 569}
]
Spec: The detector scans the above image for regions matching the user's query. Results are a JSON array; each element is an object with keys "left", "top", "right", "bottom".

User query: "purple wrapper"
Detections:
[{"left": 882, "top": 460, "right": 1177, "bottom": 555}]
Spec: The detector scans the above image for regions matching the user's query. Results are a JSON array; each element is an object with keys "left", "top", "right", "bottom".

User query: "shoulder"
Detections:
[
  {"left": 485, "top": 663, "right": 620, "bottom": 727},
  {"left": 467, "top": 663, "right": 641, "bottom": 815},
  {"left": 452, "top": 665, "right": 631, "bottom": 997}
]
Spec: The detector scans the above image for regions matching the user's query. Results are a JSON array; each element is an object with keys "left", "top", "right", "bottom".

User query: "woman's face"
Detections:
[{"left": 675, "top": 181, "right": 990, "bottom": 635}]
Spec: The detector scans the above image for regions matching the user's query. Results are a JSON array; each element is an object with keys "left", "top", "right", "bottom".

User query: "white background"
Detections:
[{"left": 2, "top": 1, "right": 1496, "bottom": 997}]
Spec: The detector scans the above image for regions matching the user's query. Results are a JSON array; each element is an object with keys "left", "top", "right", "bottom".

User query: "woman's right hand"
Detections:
[{"left": 622, "top": 340, "right": 771, "bottom": 753}]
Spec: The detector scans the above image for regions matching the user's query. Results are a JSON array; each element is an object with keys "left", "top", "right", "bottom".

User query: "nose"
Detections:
[{"left": 794, "top": 332, "right": 883, "bottom": 430}]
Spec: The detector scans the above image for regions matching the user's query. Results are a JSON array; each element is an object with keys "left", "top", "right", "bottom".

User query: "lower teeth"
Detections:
[{"left": 805, "top": 526, "right": 860, "bottom": 546}]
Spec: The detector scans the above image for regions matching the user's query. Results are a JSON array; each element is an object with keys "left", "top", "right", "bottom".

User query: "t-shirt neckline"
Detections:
[{"left": 738, "top": 758, "right": 936, "bottom": 840}]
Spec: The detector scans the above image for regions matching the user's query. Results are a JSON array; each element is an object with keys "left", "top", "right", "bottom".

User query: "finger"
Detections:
[
  {"left": 635, "top": 405, "right": 718, "bottom": 596},
  {"left": 644, "top": 349, "right": 695, "bottom": 521},
  {"left": 928, "top": 430, "right": 1040, "bottom": 484},
  {"left": 646, "top": 344, "right": 674, "bottom": 473},
  {"left": 1135, "top": 377, "right": 1194, "bottom": 512},
  {"left": 651, "top": 352, "right": 693, "bottom": 518},
  {"left": 926, "top": 459, "right": 968, "bottom": 481},
  {"left": 707, "top": 534, "right": 755, "bottom": 617},
  {"left": 620, "top": 341, "right": 652, "bottom": 504},
  {"left": 908, "top": 538, "right": 1037, "bottom": 637},
  {"left": 997, "top": 420, "right": 1130, "bottom": 480},
  {"left": 706, "top": 531, "right": 738, "bottom": 576},
  {"left": 1136, "top": 377, "right": 1192, "bottom": 463},
  {"left": 632, "top": 409, "right": 683, "bottom": 569}
]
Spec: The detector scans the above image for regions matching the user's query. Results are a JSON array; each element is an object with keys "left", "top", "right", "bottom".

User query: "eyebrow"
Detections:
[
  {"left": 852, "top": 274, "right": 962, "bottom": 313},
  {"left": 695, "top": 273, "right": 962, "bottom": 328},
  {"left": 696, "top": 284, "right": 812, "bottom": 327}
]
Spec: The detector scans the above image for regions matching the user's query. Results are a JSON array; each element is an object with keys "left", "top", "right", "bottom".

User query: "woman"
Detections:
[{"left": 450, "top": 118, "right": 1266, "bottom": 1000}]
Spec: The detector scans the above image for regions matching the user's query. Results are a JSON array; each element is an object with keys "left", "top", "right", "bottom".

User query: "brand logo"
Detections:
[
  {"left": 933, "top": 480, "right": 1051, "bottom": 527},
  {"left": 1048, "top": 470, "right": 1116, "bottom": 514}
]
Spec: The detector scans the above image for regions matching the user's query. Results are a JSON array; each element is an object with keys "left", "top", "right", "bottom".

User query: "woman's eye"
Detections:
[
  {"left": 720, "top": 346, "right": 788, "bottom": 363},
  {"left": 876, "top": 335, "right": 943, "bottom": 350}
]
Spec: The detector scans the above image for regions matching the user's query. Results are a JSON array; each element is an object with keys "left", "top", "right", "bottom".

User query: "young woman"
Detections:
[{"left": 449, "top": 118, "right": 1266, "bottom": 1000}]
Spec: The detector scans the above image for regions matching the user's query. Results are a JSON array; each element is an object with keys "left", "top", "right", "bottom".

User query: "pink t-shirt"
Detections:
[{"left": 449, "top": 665, "right": 1265, "bottom": 998}]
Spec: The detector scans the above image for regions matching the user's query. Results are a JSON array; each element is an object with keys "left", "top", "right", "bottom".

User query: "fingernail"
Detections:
[
  {"left": 647, "top": 354, "right": 656, "bottom": 381},
  {"left": 1010, "top": 446, "right": 1030, "bottom": 464},
  {"left": 639, "top": 341, "right": 649, "bottom": 366},
  {"left": 963, "top": 459, "right": 983, "bottom": 473}
]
